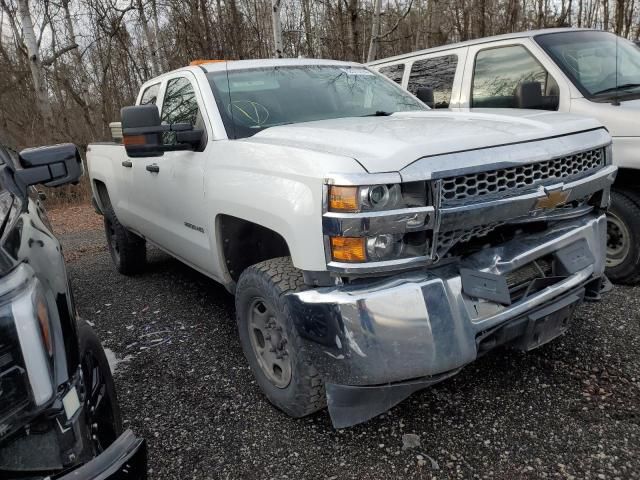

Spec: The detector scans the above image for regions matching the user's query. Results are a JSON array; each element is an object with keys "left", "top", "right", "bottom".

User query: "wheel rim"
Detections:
[
  {"left": 606, "top": 212, "right": 631, "bottom": 268},
  {"left": 80, "top": 349, "right": 119, "bottom": 454},
  {"left": 105, "top": 217, "right": 120, "bottom": 265},
  {"left": 247, "top": 298, "right": 292, "bottom": 389}
]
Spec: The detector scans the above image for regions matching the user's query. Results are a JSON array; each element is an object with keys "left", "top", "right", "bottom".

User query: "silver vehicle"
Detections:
[{"left": 370, "top": 28, "right": 640, "bottom": 284}]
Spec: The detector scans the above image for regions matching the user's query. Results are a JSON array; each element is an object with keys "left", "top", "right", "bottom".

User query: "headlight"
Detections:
[
  {"left": 328, "top": 183, "right": 426, "bottom": 213},
  {"left": 0, "top": 264, "right": 54, "bottom": 442},
  {"left": 330, "top": 232, "right": 427, "bottom": 263}
]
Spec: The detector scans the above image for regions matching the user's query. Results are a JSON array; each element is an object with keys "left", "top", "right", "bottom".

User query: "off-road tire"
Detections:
[
  {"left": 235, "top": 257, "right": 326, "bottom": 417},
  {"left": 605, "top": 189, "right": 640, "bottom": 284},
  {"left": 103, "top": 205, "right": 146, "bottom": 275}
]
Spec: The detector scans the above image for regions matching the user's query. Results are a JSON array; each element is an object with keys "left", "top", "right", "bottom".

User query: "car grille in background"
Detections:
[{"left": 439, "top": 148, "right": 604, "bottom": 206}]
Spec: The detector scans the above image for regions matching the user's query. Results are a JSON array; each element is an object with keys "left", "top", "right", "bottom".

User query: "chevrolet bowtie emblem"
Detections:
[{"left": 535, "top": 188, "right": 571, "bottom": 209}]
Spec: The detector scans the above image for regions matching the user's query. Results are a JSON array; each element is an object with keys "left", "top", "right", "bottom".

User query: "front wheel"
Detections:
[
  {"left": 235, "top": 257, "right": 325, "bottom": 418},
  {"left": 77, "top": 321, "right": 123, "bottom": 455},
  {"left": 605, "top": 190, "right": 640, "bottom": 284}
]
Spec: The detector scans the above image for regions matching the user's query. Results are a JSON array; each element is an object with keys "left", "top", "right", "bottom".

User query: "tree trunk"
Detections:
[
  {"left": 367, "top": 0, "right": 381, "bottom": 62},
  {"left": 16, "top": 0, "right": 55, "bottom": 136},
  {"left": 137, "top": 0, "right": 161, "bottom": 76},
  {"left": 345, "top": 0, "right": 359, "bottom": 61},
  {"left": 271, "top": 0, "right": 283, "bottom": 58},
  {"left": 602, "top": 0, "right": 609, "bottom": 29},
  {"left": 302, "top": 0, "right": 314, "bottom": 57},
  {"left": 614, "top": 0, "right": 624, "bottom": 34},
  {"left": 61, "top": 0, "right": 96, "bottom": 137}
]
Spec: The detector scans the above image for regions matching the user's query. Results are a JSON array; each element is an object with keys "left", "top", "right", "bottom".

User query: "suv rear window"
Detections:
[{"left": 408, "top": 55, "right": 457, "bottom": 108}]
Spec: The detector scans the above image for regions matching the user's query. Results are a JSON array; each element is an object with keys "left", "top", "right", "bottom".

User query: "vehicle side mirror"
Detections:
[
  {"left": 416, "top": 87, "right": 435, "bottom": 108},
  {"left": 16, "top": 143, "right": 83, "bottom": 188},
  {"left": 121, "top": 105, "right": 165, "bottom": 158},
  {"left": 121, "top": 105, "right": 202, "bottom": 157},
  {"left": 515, "top": 81, "right": 543, "bottom": 109}
]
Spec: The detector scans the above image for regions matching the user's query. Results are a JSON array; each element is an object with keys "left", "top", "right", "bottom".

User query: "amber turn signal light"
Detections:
[
  {"left": 330, "top": 237, "right": 366, "bottom": 262},
  {"left": 329, "top": 186, "right": 359, "bottom": 212}
]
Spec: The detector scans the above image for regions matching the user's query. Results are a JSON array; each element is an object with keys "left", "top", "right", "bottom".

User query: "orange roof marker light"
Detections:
[{"left": 190, "top": 59, "right": 226, "bottom": 66}]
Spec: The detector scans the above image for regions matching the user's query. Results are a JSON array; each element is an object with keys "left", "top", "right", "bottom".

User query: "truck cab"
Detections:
[{"left": 369, "top": 28, "right": 640, "bottom": 283}]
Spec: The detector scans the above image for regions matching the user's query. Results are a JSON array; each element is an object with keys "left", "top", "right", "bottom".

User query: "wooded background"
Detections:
[{"left": 0, "top": 0, "right": 638, "bottom": 150}]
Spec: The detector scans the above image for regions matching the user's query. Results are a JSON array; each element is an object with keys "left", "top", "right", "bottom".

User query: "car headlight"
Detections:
[
  {"left": 328, "top": 183, "right": 426, "bottom": 213},
  {"left": 0, "top": 264, "right": 54, "bottom": 441}
]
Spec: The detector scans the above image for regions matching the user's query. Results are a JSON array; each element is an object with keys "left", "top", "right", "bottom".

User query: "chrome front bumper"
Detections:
[{"left": 287, "top": 213, "right": 607, "bottom": 426}]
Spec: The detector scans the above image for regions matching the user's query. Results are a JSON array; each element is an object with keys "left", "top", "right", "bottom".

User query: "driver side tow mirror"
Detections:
[
  {"left": 16, "top": 143, "right": 83, "bottom": 189},
  {"left": 416, "top": 87, "right": 435, "bottom": 109},
  {"left": 121, "top": 105, "right": 204, "bottom": 158}
]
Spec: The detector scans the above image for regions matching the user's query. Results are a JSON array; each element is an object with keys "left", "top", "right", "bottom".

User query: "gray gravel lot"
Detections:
[{"left": 60, "top": 226, "right": 639, "bottom": 480}]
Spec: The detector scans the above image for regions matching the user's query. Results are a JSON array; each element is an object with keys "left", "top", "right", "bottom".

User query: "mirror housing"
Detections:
[
  {"left": 16, "top": 143, "right": 82, "bottom": 188},
  {"left": 121, "top": 105, "right": 204, "bottom": 157},
  {"left": 416, "top": 87, "right": 435, "bottom": 108}
]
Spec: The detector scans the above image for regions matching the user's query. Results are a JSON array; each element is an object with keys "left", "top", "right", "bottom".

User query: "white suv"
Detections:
[{"left": 370, "top": 28, "right": 640, "bottom": 283}]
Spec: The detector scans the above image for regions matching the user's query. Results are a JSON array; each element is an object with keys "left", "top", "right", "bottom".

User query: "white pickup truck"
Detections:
[{"left": 87, "top": 59, "right": 616, "bottom": 427}]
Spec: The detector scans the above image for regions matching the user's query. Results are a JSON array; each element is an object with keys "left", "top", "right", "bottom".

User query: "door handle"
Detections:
[
  {"left": 121, "top": 160, "right": 132, "bottom": 168},
  {"left": 145, "top": 164, "right": 160, "bottom": 173}
]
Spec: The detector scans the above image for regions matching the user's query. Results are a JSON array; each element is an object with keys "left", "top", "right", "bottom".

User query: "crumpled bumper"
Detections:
[
  {"left": 287, "top": 213, "right": 607, "bottom": 427},
  {"left": 55, "top": 430, "right": 146, "bottom": 480}
]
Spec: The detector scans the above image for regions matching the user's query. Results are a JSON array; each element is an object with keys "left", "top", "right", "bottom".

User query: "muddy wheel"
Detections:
[
  {"left": 235, "top": 257, "right": 325, "bottom": 417},
  {"left": 605, "top": 190, "right": 640, "bottom": 284},
  {"left": 77, "top": 321, "right": 123, "bottom": 455},
  {"left": 103, "top": 205, "right": 146, "bottom": 275}
]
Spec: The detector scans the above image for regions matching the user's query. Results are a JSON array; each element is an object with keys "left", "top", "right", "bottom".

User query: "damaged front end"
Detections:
[{"left": 291, "top": 129, "right": 616, "bottom": 428}]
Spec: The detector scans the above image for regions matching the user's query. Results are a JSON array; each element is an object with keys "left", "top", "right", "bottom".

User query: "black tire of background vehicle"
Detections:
[
  {"left": 103, "top": 205, "right": 146, "bottom": 275},
  {"left": 77, "top": 321, "right": 123, "bottom": 455},
  {"left": 235, "top": 257, "right": 326, "bottom": 418},
  {"left": 605, "top": 189, "right": 640, "bottom": 284}
]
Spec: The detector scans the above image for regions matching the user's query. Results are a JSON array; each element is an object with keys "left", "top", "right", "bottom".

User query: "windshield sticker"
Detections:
[{"left": 340, "top": 68, "right": 375, "bottom": 76}]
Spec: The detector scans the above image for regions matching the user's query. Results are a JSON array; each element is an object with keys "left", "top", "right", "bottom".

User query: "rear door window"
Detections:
[
  {"left": 139, "top": 83, "right": 160, "bottom": 105},
  {"left": 378, "top": 64, "right": 405, "bottom": 85},
  {"left": 472, "top": 45, "right": 559, "bottom": 110},
  {"left": 407, "top": 55, "right": 458, "bottom": 108}
]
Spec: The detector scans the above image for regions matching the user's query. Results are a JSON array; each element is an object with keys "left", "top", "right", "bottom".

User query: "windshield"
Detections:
[
  {"left": 535, "top": 31, "right": 640, "bottom": 100},
  {"left": 207, "top": 65, "right": 427, "bottom": 139}
]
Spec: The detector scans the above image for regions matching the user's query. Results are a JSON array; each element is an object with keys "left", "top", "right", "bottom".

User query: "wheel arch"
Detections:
[{"left": 216, "top": 214, "right": 292, "bottom": 288}]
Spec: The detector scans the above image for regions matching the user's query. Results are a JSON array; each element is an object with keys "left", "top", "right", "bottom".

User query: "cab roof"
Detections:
[
  {"left": 199, "top": 58, "right": 362, "bottom": 73},
  {"left": 367, "top": 27, "right": 603, "bottom": 65}
]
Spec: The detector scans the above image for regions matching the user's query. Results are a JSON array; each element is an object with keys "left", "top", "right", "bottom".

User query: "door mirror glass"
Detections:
[
  {"left": 416, "top": 87, "right": 435, "bottom": 108},
  {"left": 16, "top": 143, "right": 83, "bottom": 188}
]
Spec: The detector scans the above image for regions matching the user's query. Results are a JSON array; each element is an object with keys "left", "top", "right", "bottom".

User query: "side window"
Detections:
[
  {"left": 139, "top": 83, "right": 160, "bottom": 105},
  {"left": 378, "top": 64, "right": 405, "bottom": 85},
  {"left": 472, "top": 45, "right": 559, "bottom": 110},
  {"left": 161, "top": 77, "right": 201, "bottom": 126},
  {"left": 407, "top": 55, "right": 458, "bottom": 108}
]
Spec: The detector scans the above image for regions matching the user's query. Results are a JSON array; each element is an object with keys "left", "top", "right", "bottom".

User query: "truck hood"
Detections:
[{"left": 247, "top": 110, "right": 603, "bottom": 173}]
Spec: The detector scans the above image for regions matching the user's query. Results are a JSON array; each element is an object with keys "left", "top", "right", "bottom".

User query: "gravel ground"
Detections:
[{"left": 53, "top": 206, "right": 639, "bottom": 480}]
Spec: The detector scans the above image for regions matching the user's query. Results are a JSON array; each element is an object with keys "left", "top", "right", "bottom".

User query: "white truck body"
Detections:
[{"left": 87, "top": 58, "right": 615, "bottom": 427}]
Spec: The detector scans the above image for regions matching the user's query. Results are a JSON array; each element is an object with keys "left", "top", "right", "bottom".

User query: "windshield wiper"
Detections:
[{"left": 592, "top": 83, "right": 640, "bottom": 95}]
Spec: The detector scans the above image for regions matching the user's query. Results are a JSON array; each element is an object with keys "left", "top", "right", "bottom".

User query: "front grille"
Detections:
[
  {"left": 440, "top": 148, "right": 604, "bottom": 206},
  {"left": 436, "top": 222, "right": 504, "bottom": 258}
]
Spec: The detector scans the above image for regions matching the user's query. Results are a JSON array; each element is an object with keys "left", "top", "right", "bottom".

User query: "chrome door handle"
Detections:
[{"left": 145, "top": 164, "right": 160, "bottom": 173}]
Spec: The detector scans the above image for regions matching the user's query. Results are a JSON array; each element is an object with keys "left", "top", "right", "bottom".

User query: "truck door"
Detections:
[
  {"left": 121, "top": 82, "right": 163, "bottom": 237},
  {"left": 151, "top": 74, "right": 213, "bottom": 272}
]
